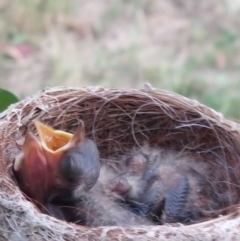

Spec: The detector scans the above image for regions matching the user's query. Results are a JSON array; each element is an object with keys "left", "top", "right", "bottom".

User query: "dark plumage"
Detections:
[
  {"left": 108, "top": 147, "right": 220, "bottom": 224},
  {"left": 12, "top": 120, "right": 101, "bottom": 218}
]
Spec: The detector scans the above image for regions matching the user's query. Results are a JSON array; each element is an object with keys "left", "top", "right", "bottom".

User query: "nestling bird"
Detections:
[
  {"left": 13, "top": 120, "right": 101, "bottom": 218},
  {"left": 108, "top": 147, "right": 221, "bottom": 224}
]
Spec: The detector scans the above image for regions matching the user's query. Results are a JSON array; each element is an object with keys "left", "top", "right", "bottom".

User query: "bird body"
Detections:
[
  {"left": 108, "top": 146, "right": 221, "bottom": 224},
  {"left": 61, "top": 163, "right": 153, "bottom": 227},
  {"left": 64, "top": 181, "right": 153, "bottom": 227},
  {"left": 13, "top": 120, "right": 101, "bottom": 217}
]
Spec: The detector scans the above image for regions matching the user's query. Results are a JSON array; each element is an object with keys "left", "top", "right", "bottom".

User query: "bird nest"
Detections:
[{"left": 0, "top": 86, "right": 240, "bottom": 241}]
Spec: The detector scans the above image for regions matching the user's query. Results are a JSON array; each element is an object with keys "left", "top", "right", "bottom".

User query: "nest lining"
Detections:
[{"left": 0, "top": 86, "right": 240, "bottom": 241}]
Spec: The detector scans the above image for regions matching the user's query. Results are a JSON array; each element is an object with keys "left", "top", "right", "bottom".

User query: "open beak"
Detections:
[
  {"left": 13, "top": 120, "right": 86, "bottom": 205},
  {"left": 33, "top": 121, "right": 84, "bottom": 168}
]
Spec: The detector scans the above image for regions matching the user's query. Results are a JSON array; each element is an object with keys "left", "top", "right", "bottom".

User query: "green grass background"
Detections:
[{"left": 0, "top": 0, "right": 240, "bottom": 119}]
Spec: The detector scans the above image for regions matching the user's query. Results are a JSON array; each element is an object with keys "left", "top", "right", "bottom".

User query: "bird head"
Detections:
[{"left": 13, "top": 120, "right": 100, "bottom": 207}]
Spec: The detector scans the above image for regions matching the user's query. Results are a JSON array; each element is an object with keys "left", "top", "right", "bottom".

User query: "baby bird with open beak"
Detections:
[{"left": 12, "top": 120, "right": 101, "bottom": 219}]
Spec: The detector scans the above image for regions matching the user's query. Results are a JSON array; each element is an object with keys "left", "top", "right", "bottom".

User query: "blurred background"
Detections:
[{"left": 1, "top": 0, "right": 240, "bottom": 119}]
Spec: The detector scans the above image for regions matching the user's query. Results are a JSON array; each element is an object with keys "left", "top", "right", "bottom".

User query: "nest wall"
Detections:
[{"left": 0, "top": 86, "right": 240, "bottom": 241}]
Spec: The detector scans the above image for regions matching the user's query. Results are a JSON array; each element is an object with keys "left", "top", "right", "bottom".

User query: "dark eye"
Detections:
[{"left": 59, "top": 152, "right": 83, "bottom": 183}]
